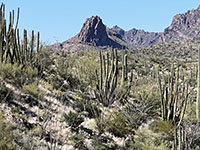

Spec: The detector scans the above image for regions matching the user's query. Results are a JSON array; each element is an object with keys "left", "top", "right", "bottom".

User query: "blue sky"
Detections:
[{"left": 1, "top": 0, "right": 200, "bottom": 44}]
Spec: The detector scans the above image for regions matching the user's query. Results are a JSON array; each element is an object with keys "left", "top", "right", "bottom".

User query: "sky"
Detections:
[{"left": 1, "top": 0, "right": 200, "bottom": 44}]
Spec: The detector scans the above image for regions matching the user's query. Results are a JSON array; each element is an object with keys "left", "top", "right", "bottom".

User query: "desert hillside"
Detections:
[{"left": 0, "top": 3, "right": 200, "bottom": 150}]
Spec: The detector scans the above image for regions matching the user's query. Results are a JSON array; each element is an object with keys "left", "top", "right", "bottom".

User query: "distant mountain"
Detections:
[
  {"left": 162, "top": 5, "right": 200, "bottom": 42},
  {"left": 111, "top": 26, "right": 162, "bottom": 46},
  {"left": 112, "top": 5, "right": 200, "bottom": 47},
  {"left": 52, "top": 4, "right": 200, "bottom": 50},
  {"left": 65, "top": 16, "right": 125, "bottom": 49}
]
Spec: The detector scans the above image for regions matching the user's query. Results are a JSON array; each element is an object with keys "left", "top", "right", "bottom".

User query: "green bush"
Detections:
[
  {"left": 128, "top": 125, "right": 171, "bottom": 150},
  {"left": 106, "top": 111, "right": 131, "bottom": 137},
  {"left": 123, "top": 88, "right": 160, "bottom": 129},
  {"left": 149, "top": 120, "right": 174, "bottom": 134},
  {"left": 0, "top": 83, "right": 13, "bottom": 102},
  {"left": 64, "top": 111, "right": 84, "bottom": 130},
  {"left": 47, "top": 57, "right": 80, "bottom": 91},
  {"left": 68, "top": 51, "right": 99, "bottom": 87},
  {"left": 92, "top": 135, "right": 116, "bottom": 150},
  {"left": 68, "top": 134, "right": 88, "bottom": 149},
  {"left": 74, "top": 99, "right": 101, "bottom": 118},
  {"left": 0, "top": 111, "right": 15, "bottom": 150},
  {"left": 0, "top": 63, "right": 38, "bottom": 87},
  {"left": 22, "top": 82, "right": 44, "bottom": 99}
]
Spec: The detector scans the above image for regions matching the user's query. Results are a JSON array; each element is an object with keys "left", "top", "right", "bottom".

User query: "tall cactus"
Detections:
[
  {"left": 174, "top": 124, "right": 187, "bottom": 150},
  {"left": 0, "top": 3, "right": 41, "bottom": 68},
  {"left": 157, "top": 64, "right": 191, "bottom": 127},
  {"left": 95, "top": 49, "right": 133, "bottom": 107},
  {"left": 196, "top": 48, "right": 200, "bottom": 120}
]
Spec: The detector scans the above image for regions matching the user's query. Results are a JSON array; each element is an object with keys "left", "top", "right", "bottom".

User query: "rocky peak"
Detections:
[
  {"left": 76, "top": 15, "right": 109, "bottom": 46},
  {"left": 111, "top": 25, "right": 125, "bottom": 36},
  {"left": 163, "top": 5, "right": 200, "bottom": 42},
  {"left": 66, "top": 16, "right": 125, "bottom": 48},
  {"left": 198, "top": 5, "right": 200, "bottom": 10},
  {"left": 54, "top": 4, "right": 200, "bottom": 50}
]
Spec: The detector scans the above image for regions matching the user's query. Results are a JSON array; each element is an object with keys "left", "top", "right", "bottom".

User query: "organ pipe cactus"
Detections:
[
  {"left": 157, "top": 64, "right": 192, "bottom": 127},
  {"left": 0, "top": 3, "right": 41, "bottom": 68},
  {"left": 158, "top": 65, "right": 193, "bottom": 150},
  {"left": 196, "top": 48, "right": 200, "bottom": 120},
  {"left": 95, "top": 49, "right": 133, "bottom": 107}
]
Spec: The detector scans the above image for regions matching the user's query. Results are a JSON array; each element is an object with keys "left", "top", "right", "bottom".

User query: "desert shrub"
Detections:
[
  {"left": 95, "top": 109, "right": 133, "bottom": 137},
  {"left": 68, "top": 51, "right": 99, "bottom": 87},
  {"left": 68, "top": 134, "right": 88, "bottom": 149},
  {"left": 149, "top": 120, "right": 175, "bottom": 135},
  {"left": 0, "top": 63, "right": 38, "bottom": 87},
  {"left": 30, "top": 125, "right": 43, "bottom": 136},
  {"left": 68, "top": 134, "right": 84, "bottom": 145},
  {"left": 0, "top": 63, "right": 23, "bottom": 83},
  {"left": 127, "top": 125, "right": 171, "bottom": 150},
  {"left": 73, "top": 98, "right": 101, "bottom": 118},
  {"left": 63, "top": 111, "right": 84, "bottom": 130},
  {"left": 95, "top": 112, "right": 110, "bottom": 135},
  {"left": 0, "top": 83, "right": 13, "bottom": 102},
  {"left": 47, "top": 57, "right": 80, "bottom": 91},
  {"left": 0, "top": 111, "right": 15, "bottom": 150},
  {"left": 47, "top": 51, "right": 99, "bottom": 92},
  {"left": 92, "top": 135, "right": 116, "bottom": 150},
  {"left": 22, "top": 81, "right": 44, "bottom": 99},
  {"left": 123, "top": 88, "right": 160, "bottom": 129},
  {"left": 37, "top": 47, "right": 53, "bottom": 73},
  {"left": 106, "top": 111, "right": 132, "bottom": 137}
]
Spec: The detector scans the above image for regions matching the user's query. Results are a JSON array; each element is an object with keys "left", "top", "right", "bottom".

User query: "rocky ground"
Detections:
[{"left": 0, "top": 78, "right": 133, "bottom": 150}]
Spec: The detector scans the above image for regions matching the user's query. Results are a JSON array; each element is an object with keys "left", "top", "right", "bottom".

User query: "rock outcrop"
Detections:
[
  {"left": 111, "top": 5, "right": 200, "bottom": 47},
  {"left": 52, "top": 4, "right": 200, "bottom": 50},
  {"left": 111, "top": 26, "right": 162, "bottom": 46},
  {"left": 162, "top": 5, "right": 200, "bottom": 42},
  {"left": 66, "top": 16, "right": 125, "bottom": 48}
]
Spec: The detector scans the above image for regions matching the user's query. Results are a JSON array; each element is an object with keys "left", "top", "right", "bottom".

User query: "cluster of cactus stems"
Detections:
[
  {"left": 173, "top": 125, "right": 188, "bottom": 150},
  {"left": 95, "top": 49, "right": 133, "bottom": 107},
  {"left": 157, "top": 64, "right": 192, "bottom": 127},
  {"left": 0, "top": 3, "right": 41, "bottom": 68},
  {"left": 196, "top": 48, "right": 200, "bottom": 121},
  {"left": 157, "top": 65, "right": 194, "bottom": 150}
]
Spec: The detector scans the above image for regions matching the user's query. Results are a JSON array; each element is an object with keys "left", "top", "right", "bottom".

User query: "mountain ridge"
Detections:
[{"left": 52, "top": 4, "right": 200, "bottom": 50}]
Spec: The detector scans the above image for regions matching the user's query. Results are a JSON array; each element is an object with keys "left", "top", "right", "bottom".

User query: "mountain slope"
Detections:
[
  {"left": 52, "top": 4, "right": 200, "bottom": 50},
  {"left": 111, "top": 26, "right": 162, "bottom": 46},
  {"left": 111, "top": 5, "right": 200, "bottom": 47},
  {"left": 162, "top": 5, "right": 200, "bottom": 42},
  {"left": 65, "top": 16, "right": 126, "bottom": 49}
]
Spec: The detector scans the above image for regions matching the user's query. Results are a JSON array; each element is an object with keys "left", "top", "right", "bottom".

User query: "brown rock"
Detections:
[
  {"left": 112, "top": 5, "right": 200, "bottom": 47},
  {"left": 66, "top": 16, "right": 125, "bottom": 48},
  {"left": 52, "top": 4, "right": 200, "bottom": 50}
]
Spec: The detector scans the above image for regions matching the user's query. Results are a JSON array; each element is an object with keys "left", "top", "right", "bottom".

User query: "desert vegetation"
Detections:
[{"left": 1, "top": 3, "right": 200, "bottom": 150}]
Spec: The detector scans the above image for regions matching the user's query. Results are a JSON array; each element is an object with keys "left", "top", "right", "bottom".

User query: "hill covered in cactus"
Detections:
[{"left": 1, "top": 2, "right": 200, "bottom": 150}]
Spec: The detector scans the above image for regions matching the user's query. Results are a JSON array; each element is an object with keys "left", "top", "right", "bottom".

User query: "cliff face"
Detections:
[
  {"left": 111, "top": 5, "right": 200, "bottom": 47},
  {"left": 66, "top": 16, "right": 124, "bottom": 48},
  {"left": 68, "top": 16, "right": 109, "bottom": 46},
  {"left": 53, "top": 5, "right": 200, "bottom": 50},
  {"left": 162, "top": 5, "right": 200, "bottom": 42}
]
